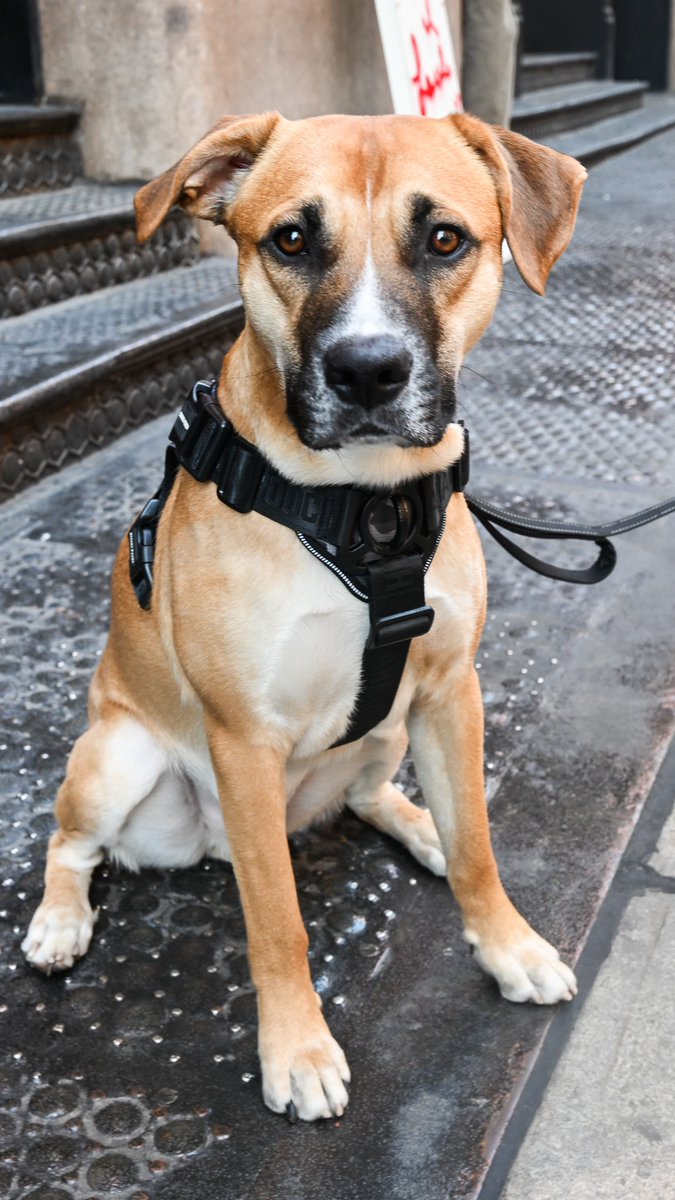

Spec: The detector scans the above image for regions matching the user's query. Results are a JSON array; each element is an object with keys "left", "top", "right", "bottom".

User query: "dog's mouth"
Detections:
[
  {"left": 286, "top": 378, "right": 455, "bottom": 454},
  {"left": 302, "top": 419, "right": 447, "bottom": 451}
]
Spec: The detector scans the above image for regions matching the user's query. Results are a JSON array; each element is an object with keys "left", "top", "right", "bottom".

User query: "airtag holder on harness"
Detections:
[{"left": 361, "top": 493, "right": 419, "bottom": 556}]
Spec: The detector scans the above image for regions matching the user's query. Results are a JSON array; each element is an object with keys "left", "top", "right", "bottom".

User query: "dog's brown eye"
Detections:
[
  {"left": 274, "top": 226, "right": 307, "bottom": 256},
  {"left": 429, "top": 227, "right": 462, "bottom": 257}
]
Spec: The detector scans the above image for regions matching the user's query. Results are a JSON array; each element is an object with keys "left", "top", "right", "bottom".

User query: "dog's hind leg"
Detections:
[
  {"left": 347, "top": 779, "right": 446, "bottom": 876},
  {"left": 22, "top": 710, "right": 168, "bottom": 972}
]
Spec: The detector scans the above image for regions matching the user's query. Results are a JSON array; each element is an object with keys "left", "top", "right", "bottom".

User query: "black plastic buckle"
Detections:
[
  {"left": 128, "top": 495, "right": 162, "bottom": 611},
  {"left": 171, "top": 381, "right": 230, "bottom": 483},
  {"left": 367, "top": 604, "right": 435, "bottom": 648},
  {"left": 217, "top": 439, "right": 265, "bottom": 513},
  {"left": 365, "top": 554, "right": 435, "bottom": 648}
]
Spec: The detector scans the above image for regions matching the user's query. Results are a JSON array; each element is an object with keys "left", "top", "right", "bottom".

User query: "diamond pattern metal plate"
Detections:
[
  {"left": 463, "top": 131, "right": 675, "bottom": 488},
  {"left": 0, "top": 259, "right": 239, "bottom": 401}
]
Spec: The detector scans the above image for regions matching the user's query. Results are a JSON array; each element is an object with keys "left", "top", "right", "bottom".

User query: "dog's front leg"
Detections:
[
  {"left": 207, "top": 722, "right": 350, "bottom": 1120},
  {"left": 409, "top": 667, "right": 577, "bottom": 1005}
]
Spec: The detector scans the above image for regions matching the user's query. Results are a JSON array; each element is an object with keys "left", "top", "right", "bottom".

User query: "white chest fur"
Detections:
[{"left": 244, "top": 549, "right": 371, "bottom": 757}]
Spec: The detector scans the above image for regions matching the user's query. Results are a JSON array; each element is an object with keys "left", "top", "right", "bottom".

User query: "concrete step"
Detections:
[
  {"left": 0, "top": 182, "right": 199, "bottom": 317},
  {"left": 0, "top": 103, "right": 82, "bottom": 196},
  {"left": 520, "top": 51, "right": 599, "bottom": 93},
  {"left": 0, "top": 258, "right": 243, "bottom": 499},
  {"left": 512, "top": 79, "right": 647, "bottom": 140},
  {"left": 542, "top": 93, "right": 675, "bottom": 166}
]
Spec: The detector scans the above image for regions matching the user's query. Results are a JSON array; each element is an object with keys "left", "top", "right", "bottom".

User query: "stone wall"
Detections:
[{"left": 37, "top": 0, "right": 463, "bottom": 182}]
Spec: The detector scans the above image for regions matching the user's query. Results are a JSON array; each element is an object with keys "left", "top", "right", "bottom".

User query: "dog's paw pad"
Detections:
[{"left": 22, "top": 903, "right": 95, "bottom": 972}]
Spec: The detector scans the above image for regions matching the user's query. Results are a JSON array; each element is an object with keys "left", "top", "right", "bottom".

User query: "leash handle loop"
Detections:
[
  {"left": 468, "top": 502, "right": 617, "bottom": 585},
  {"left": 465, "top": 486, "right": 675, "bottom": 585}
]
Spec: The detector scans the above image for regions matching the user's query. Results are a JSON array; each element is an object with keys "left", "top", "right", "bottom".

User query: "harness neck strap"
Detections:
[{"left": 170, "top": 380, "right": 467, "bottom": 572}]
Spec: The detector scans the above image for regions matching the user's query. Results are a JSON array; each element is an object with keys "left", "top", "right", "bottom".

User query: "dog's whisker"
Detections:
[{"left": 459, "top": 365, "right": 498, "bottom": 386}]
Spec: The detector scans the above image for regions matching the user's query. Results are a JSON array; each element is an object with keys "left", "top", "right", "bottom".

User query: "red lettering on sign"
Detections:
[
  {"left": 422, "top": 0, "right": 439, "bottom": 38},
  {"left": 410, "top": 22, "right": 452, "bottom": 118}
]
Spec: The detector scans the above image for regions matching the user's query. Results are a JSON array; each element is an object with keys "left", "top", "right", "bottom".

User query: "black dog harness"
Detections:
[
  {"left": 129, "top": 379, "right": 675, "bottom": 747},
  {"left": 129, "top": 380, "right": 468, "bottom": 747}
]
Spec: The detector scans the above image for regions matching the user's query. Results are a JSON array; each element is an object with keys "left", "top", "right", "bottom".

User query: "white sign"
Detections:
[{"left": 375, "top": 0, "right": 463, "bottom": 118}]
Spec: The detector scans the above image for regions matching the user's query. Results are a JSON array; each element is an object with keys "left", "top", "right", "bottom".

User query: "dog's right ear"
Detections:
[
  {"left": 451, "top": 112, "right": 587, "bottom": 295},
  {"left": 135, "top": 111, "right": 281, "bottom": 243}
]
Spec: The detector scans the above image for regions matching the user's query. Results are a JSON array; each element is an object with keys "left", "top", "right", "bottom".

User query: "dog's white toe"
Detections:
[
  {"left": 22, "top": 903, "right": 95, "bottom": 972},
  {"left": 468, "top": 928, "right": 577, "bottom": 1006},
  {"left": 261, "top": 1030, "right": 350, "bottom": 1122}
]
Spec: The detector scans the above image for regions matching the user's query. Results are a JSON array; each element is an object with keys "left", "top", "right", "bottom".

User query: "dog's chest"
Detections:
[{"left": 246, "top": 555, "right": 369, "bottom": 755}]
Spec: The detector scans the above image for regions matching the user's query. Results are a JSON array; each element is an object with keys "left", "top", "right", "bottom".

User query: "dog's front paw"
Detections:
[
  {"left": 22, "top": 902, "right": 95, "bottom": 972},
  {"left": 466, "top": 924, "right": 577, "bottom": 1005},
  {"left": 260, "top": 1016, "right": 350, "bottom": 1122}
]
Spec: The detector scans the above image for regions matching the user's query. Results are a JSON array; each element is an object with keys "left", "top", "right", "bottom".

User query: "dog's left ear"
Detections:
[
  {"left": 135, "top": 111, "right": 281, "bottom": 243},
  {"left": 451, "top": 112, "right": 587, "bottom": 295}
]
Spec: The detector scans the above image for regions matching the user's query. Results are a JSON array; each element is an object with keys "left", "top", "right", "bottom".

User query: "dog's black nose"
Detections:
[{"left": 324, "top": 336, "right": 412, "bottom": 409}]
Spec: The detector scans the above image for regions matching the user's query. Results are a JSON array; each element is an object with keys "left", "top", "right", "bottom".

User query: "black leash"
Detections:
[
  {"left": 465, "top": 492, "right": 675, "bottom": 585},
  {"left": 129, "top": 379, "right": 675, "bottom": 748}
]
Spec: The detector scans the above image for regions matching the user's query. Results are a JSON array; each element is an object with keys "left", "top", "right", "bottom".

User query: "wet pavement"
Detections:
[{"left": 1, "top": 130, "right": 675, "bottom": 1199}]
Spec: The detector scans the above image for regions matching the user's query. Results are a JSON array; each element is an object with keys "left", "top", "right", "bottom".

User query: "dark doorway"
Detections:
[
  {"left": 0, "top": 0, "right": 43, "bottom": 103},
  {"left": 614, "top": 0, "right": 673, "bottom": 90},
  {"left": 520, "top": 0, "right": 674, "bottom": 89},
  {"left": 519, "top": 0, "right": 609, "bottom": 60}
]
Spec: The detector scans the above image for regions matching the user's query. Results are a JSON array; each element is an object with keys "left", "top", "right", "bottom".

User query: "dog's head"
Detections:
[{"left": 136, "top": 113, "right": 585, "bottom": 482}]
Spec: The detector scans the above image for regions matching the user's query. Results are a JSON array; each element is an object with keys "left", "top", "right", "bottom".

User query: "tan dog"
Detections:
[{"left": 23, "top": 112, "right": 586, "bottom": 1122}]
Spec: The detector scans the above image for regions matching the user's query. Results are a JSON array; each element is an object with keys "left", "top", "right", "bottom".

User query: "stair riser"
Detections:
[
  {"left": 0, "top": 319, "right": 243, "bottom": 502},
  {"left": 0, "top": 213, "right": 199, "bottom": 317},
  {"left": 512, "top": 91, "right": 644, "bottom": 139},
  {"left": 521, "top": 60, "right": 597, "bottom": 92},
  {"left": 0, "top": 132, "right": 82, "bottom": 196}
]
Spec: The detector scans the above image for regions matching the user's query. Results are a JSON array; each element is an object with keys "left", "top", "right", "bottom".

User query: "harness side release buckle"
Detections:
[
  {"left": 170, "top": 380, "right": 231, "bottom": 482},
  {"left": 128, "top": 495, "right": 162, "bottom": 611}
]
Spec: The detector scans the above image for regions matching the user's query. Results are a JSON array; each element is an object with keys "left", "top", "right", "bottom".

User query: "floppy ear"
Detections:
[
  {"left": 451, "top": 112, "right": 587, "bottom": 295},
  {"left": 134, "top": 111, "right": 281, "bottom": 244}
]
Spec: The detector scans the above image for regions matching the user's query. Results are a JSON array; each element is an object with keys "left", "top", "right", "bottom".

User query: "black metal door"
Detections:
[
  {"left": 0, "top": 0, "right": 43, "bottom": 103},
  {"left": 520, "top": 0, "right": 610, "bottom": 58},
  {"left": 520, "top": 0, "right": 673, "bottom": 88},
  {"left": 614, "top": 0, "right": 673, "bottom": 90}
]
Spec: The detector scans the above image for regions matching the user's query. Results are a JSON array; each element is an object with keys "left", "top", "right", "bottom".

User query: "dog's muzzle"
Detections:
[{"left": 286, "top": 326, "right": 453, "bottom": 450}]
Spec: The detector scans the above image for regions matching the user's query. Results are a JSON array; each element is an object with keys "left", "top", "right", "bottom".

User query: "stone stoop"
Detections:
[
  {"left": 514, "top": 53, "right": 675, "bottom": 165},
  {"left": 0, "top": 104, "right": 244, "bottom": 502},
  {"left": 0, "top": 105, "right": 82, "bottom": 197}
]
